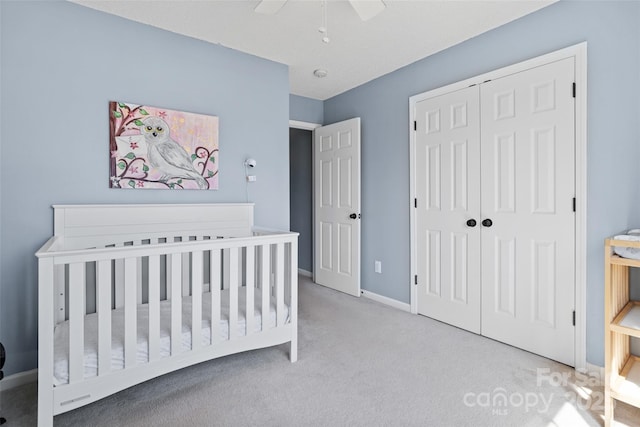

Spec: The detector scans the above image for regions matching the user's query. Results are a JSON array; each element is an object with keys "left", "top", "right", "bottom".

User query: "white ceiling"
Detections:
[{"left": 72, "top": 0, "right": 556, "bottom": 100}]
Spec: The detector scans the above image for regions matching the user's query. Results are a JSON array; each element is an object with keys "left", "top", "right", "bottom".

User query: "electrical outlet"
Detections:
[
  {"left": 374, "top": 260, "right": 382, "bottom": 274},
  {"left": 247, "top": 175, "right": 257, "bottom": 182}
]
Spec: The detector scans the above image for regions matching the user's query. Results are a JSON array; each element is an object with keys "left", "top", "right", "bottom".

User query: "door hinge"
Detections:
[
  {"left": 414, "top": 121, "right": 417, "bottom": 131},
  {"left": 414, "top": 198, "right": 417, "bottom": 208},
  {"left": 572, "top": 310, "right": 576, "bottom": 326},
  {"left": 414, "top": 275, "right": 418, "bottom": 285},
  {"left": 572, "top": 82, "right": 576, "bottom": 98},
  {"left": 573, "top": 197, "right": 576, "bottom": 212}
]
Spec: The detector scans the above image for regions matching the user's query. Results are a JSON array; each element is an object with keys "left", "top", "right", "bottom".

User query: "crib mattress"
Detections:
[{"left": 53, "top": 289, "right": 288, "bottom": 385}]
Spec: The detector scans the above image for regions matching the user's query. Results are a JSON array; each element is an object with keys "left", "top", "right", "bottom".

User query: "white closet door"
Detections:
[
  {"left": 415, "top": 86, "right": 481, "bottom": 333},
  {"left": 480, "top": 58, "right": 575, "bottom": 366}
]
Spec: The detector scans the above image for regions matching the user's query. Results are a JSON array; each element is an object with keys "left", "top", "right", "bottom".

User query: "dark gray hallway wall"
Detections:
[{"left": 289, "top": 129, "right": 313, "bottom": 272}]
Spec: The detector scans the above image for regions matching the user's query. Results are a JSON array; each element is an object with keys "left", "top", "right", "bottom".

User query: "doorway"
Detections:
[
  {"left": 289, "top": 118, "right": 362, "bottom": 297},
  {"left": 289, "top": 127, "right": 314, "bottom": 276}
]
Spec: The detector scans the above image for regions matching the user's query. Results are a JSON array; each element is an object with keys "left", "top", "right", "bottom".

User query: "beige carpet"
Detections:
[{"left": 2, "top": 276, "right": 639, "bottom": 426}]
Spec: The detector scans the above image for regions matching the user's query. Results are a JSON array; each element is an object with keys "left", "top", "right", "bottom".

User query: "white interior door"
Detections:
[
  {"left": 415, "top": 87, "right": 481, "bottom": 332},
  {"left": 314, "top": 118, "right": 361, "bottom": 297},
  {"left": 480, "top": 58, "right": 575, "bottom": 366}
]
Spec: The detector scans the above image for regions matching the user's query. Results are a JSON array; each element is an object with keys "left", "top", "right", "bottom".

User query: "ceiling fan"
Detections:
[{"left": 254, "top": 0, "right": 386, "bottom": 22}]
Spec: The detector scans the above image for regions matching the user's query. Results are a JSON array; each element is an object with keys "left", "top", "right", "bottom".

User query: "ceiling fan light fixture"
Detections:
[
  {"left": 320, "top": 1, "right": 329, "bottom": 43},
  {"left": 313, "top": 69, "right": 328, "bottom": 78}
]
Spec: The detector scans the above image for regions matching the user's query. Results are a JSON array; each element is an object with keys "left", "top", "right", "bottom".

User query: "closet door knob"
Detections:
[
  {"left": 482, "top": 218, "right": 493, "bottom": 227},
  {"left": 466, "top": 219, "right": 477, "bottom": 227},
  {"left": 349, "top": 213, "right": 357, "bottom": 219}
]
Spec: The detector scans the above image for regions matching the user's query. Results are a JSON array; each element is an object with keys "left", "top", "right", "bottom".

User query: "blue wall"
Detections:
[
  {"left": 324, "top": 0, "right": 640, "bottom": 366},
  {"left": 290, "top": 94, "right": 324, "bottom": 125},
  {"left": 0, "top": 1, "right": 290, "bottom": 376}
]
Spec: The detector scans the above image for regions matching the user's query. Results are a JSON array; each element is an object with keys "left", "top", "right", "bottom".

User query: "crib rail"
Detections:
[{"left": 36, "top": 229, "right": 298, "bottom": 423}]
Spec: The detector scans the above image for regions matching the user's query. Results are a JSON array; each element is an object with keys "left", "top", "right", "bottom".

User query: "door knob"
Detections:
[
  {"left": 349, "top": 213, "right": 357, "bottom": 219},
  {"left": 482, "top": 218, "right": 493, "bottom": 227},
  {"left": 466, "top": 219, "right": 477, "bottom": 227}
]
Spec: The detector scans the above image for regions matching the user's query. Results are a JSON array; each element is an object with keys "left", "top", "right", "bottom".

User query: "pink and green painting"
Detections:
[{"left": 109, "top": 101, "right": 219, "bottom": 190}]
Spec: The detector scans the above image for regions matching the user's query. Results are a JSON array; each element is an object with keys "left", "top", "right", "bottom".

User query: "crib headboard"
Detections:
[{"left": 52, "top": 203, "right": 254, "bottom": 249}]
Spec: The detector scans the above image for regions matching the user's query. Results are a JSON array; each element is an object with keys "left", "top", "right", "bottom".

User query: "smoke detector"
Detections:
[{"left": 313, "top": 69, "right": 328, "bottom": 78}]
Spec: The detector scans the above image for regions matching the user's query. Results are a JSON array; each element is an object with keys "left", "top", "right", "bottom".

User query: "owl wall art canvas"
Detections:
[{"left": 109, "top": 101, "right": 219, "bottom": 190}]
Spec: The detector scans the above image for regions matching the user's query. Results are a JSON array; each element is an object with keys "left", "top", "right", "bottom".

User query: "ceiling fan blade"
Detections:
[
  {"left": 349, "top": 0, "right": 386, "bottom": 21},
  {"left": 254, "top": 0, "right": 288, "bottom": 15}
]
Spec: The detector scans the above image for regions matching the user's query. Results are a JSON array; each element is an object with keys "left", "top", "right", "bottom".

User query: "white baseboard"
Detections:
[
  {"left": 0, "top": 369, "right": 37, "bottom": 391},
  {"left": 298, "top": 268, "right": 312, "bottom": 278},
  {"left": 361, "top": 290, "right": 411, "bottom": 312},
  {"left": 584, "top": 362, "right": 604, "bottom": 380}
]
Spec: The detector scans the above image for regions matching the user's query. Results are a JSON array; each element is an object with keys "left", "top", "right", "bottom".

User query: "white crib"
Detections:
[{"left": 35, "top": 204, "right": 298, "bottom": 427}]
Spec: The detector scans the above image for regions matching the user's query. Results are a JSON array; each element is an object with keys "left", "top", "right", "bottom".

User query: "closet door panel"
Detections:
[
  {"left": 416, "top": 86, "right": 481, "bottom": 333},
  {"left": 480, "top": 57, "right": 575, "bottom": 366}
]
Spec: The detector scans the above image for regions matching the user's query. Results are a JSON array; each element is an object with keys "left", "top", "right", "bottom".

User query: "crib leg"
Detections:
[
  {"left": 37, "top": 388, "right": 54, "bottom": 427},
  {"left": 289, "top": 337, "right": 297, "bottom": 363}
]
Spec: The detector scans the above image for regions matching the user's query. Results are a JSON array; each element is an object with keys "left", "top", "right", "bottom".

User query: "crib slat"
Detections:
[
  {"left": 54, "top": 264, "right": 65, "bottom": 323},
  {"left": 210, "top": 249, "right": 221, "bottom": 344},
  {"left": 284, "top": 243, "right": 291, "bottom": 304},
  {"left": 229, "top": 247, "right": 239, "bottom": 340},
  {"left": 68, "top": 262, "right": 85, "bottom": 384},
  {"left": 165, "top": 253, "right": 171, "bottom": 300},
  {"left": 170, "top": 253, "right": 182, "bottom": 355},
  {"left": 191, "top": 251, "right": 203, "bottom": 350},
  {"left": 289, "top": 239, "right": 298, "bottom": 362},
  {"left": 148, "top": 255, "right": 160, "bottom": 362},
  {"left": 261, "top": 245, "right": 270, "bottom": 331},
  {"left": 182, "top": 251, "right": 190, "bottom": 297},
  {"left": 96, "top": 260, "right": 112, "bottom": 376},
  {"left": 124, "top": 257, "right": 137, "bottom": 368},
  {"left": 222, "top": 248, "right": 230, "bottom": 290},
  {"left": 245, "top": 246, "right": 255, "bottom": 336},
  {"left": 137, "top": 257, "right": 143, "bottom": 304},
  {"left": 115, "top": 250, "right": 125, "bottom": 308},
  {"left": 276, "top": 243, "right": 285, "bottom": 327}
]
